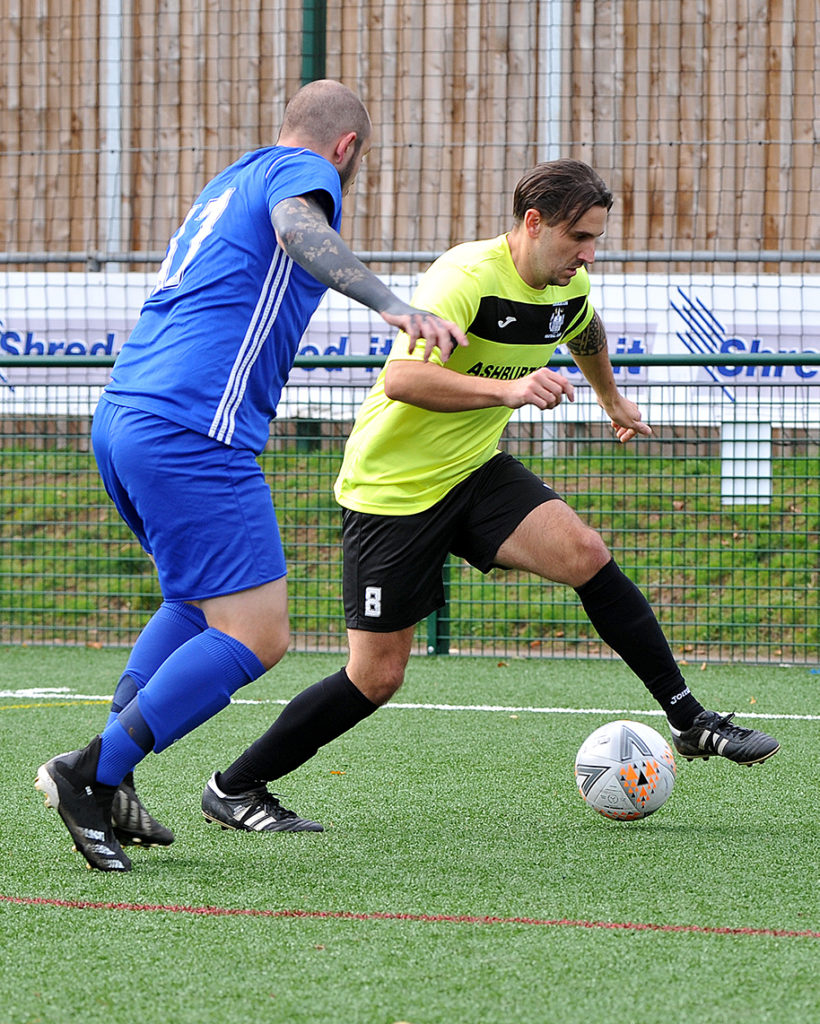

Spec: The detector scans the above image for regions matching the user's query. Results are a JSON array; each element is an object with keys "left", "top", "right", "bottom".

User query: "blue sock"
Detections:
[
  {"left": 95, "top": 720, "right": 148, "bottom": 786},
  {"left": 96, "top": 628, "right": 265, "bottom": 785},
  {"left": 106, "top": 602, "right": 208, "bottom": 727}
]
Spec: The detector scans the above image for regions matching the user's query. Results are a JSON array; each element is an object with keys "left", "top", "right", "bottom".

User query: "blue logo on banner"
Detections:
[{"left": 671, "top": 287, "right": 818, "bottom": 398}]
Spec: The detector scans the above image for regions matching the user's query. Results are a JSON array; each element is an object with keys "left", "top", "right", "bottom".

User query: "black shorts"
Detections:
[{"left": 342, "top": 452, "right": 562, "bottom": 632}]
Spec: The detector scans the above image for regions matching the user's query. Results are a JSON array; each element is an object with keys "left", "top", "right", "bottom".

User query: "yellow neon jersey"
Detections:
[{"left": 335, "top": 233, "right": 594, "bottom": 515}]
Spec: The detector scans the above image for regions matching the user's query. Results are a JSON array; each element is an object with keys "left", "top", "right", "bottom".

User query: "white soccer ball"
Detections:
[{"left": 574, "top": 719, "right": 676, "bottom": 820}]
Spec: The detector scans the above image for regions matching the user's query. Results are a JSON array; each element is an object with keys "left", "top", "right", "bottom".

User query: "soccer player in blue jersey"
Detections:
[
  {"left": 204, "top": 160, "right": 779, "bottom": 835},
  {"left": 34, "top": 79, "right": 466, "bottom": 872}
]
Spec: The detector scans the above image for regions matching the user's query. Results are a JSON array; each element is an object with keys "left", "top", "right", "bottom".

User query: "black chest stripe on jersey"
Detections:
[{"left": 469, "top": 294, "right": 589, "bottom": 346}]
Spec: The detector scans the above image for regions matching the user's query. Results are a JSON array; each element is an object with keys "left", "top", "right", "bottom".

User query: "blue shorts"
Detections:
[{"left": 92, "top": 396, "right": 286, "bottom": 601}]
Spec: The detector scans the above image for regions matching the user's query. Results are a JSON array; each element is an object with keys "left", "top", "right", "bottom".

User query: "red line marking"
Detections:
[{"left": 1, "top": 894, "right": 817, "bottom": 939}]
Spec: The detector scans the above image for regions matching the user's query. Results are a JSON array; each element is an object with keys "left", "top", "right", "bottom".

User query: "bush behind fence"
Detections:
[{"left": 2, "top": 364, "right": 818, "bottom": 664}]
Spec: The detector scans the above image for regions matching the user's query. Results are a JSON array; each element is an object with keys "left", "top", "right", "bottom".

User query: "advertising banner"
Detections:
[{"left": 1, "top": 270, "right": 819, "bottom": 424}]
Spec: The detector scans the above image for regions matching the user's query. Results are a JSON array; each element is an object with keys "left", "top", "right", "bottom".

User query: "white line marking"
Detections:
[{"left": 2, "top": 689, "right": 818, "bottom": 722}]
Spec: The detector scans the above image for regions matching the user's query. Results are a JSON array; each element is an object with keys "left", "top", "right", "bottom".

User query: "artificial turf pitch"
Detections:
[{"left": 1, "top": 646, "right": 817, "bottom": 1024}]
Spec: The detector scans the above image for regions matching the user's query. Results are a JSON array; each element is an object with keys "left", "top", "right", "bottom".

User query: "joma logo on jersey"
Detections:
[{"left": 465, "top": 362, "right": 541, "bottom": 380}]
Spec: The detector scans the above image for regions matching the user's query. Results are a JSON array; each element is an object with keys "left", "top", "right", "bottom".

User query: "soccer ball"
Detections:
[{"left": 574, "top": 719, "right": 676, "bottom": 820}]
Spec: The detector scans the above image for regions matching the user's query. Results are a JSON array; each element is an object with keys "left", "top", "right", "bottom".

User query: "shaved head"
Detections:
[{"left": 278, "top": 80, "right": 372, "bottom": 151}]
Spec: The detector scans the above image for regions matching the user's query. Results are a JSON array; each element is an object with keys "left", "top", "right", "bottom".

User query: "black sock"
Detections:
[
  {"left": 574, "top": 559, "right": 704, "bottom": 729},
  {"left": 218, "top": 668, "right": 378, "bottom": 792}
]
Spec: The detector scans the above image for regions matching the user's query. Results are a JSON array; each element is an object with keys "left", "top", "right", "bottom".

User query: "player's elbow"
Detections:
[
  {"left": 383, "top": 362, "right": 413, "bottom": 402},
  {"left": 383, "top": 377, "right": 402, "bottom": 402}
]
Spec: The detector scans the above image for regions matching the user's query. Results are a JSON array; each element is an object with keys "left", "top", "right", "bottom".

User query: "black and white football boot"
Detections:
[
  {"left": 111, "top": 772, "right": 175, "bottom": 847},
  {"left": 202, "top": 773, "right": 323, "bottom": 832},
  {"left": 670, "top": 710, "right": 779, "bottom": 766},
  {"left": 35, "top": 735, "right": 132, "bottom": 871}
]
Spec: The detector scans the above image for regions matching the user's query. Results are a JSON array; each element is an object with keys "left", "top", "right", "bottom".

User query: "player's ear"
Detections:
[
  {"left": 334, "top": 131, "right": 358, "bottom": 166},
  {"left": 524, "top": 208, "right": 543, "bottom": 237}
]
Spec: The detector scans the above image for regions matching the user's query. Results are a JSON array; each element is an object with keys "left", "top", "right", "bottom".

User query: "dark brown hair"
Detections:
[{"left": 512, "top": 160, "right": 613, "bottom": 227}]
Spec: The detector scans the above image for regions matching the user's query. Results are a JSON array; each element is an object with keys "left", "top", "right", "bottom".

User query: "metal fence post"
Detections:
[
  {"left": 301, "top": 0, "right": 327, "bottom": 84},
  {"left": 426, "top": 557, "right": 451, "bottom": 655}
]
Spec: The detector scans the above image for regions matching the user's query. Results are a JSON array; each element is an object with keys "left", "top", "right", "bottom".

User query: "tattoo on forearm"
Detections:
[
  {"left": 567, "top": 312, "right": 607, "bottom": 356},
  {"left": 272, "top": 195, "right": 391, "bottom": 308},
  {"left": 274, "top": 197, "right": 358, "bottom": 273}
]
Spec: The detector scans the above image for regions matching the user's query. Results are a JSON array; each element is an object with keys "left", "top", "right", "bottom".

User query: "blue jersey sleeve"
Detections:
[{"left": 262, "top": 148, "right": 343, "bottom": 232}]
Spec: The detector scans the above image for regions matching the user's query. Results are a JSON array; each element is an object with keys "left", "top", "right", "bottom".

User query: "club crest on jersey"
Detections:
[{"left": 546, "top": 305, "right": 567, "bottom": 338}]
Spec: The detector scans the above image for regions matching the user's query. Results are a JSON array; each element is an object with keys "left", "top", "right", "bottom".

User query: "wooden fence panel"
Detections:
[{"left": 0, "top": 0, "right": 815, "bottom": 268}]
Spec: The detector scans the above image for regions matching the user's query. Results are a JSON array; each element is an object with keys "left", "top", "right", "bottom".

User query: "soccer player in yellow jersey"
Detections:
[{"left": 205, "top": 161, "right": 778, "bottom": 833}]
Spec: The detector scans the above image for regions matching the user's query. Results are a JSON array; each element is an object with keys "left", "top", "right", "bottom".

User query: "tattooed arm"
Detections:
[
  {"left": 567, "top": 310, "right": 609, "bottom": 358},
  {"left": 567, "top": 311, "right": 652, "bottom": 443},
  {"left": 271, "top": 194, "right": 466, "bottom": 360}
]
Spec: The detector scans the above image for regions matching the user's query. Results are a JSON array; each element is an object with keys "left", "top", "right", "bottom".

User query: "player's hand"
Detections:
[
  {"left": 599, "top": 394, "right": 653, "bottom": 444},
  {"left": 380, "top": 306, "right": 468, "bottom": 362},
  {"left": 505, "top": 367, "right": 575, "bottom": 410}
]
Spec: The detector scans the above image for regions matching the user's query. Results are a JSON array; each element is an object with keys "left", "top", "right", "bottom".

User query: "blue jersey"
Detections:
[{"left": 104, "top": 146, "right": 343, "bottom": 452}]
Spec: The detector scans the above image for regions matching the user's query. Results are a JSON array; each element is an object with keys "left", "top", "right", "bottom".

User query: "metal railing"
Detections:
[{"left": 1, "top": 250, "right": 819, "bottom": 270}]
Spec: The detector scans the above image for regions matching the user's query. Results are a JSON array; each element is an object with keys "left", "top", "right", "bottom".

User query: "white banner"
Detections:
[{"left": 1, "top": 270, "right": 819, "bottom": 422}]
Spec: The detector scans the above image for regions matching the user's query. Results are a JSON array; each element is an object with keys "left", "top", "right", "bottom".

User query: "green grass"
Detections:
[
  {"left": 1, "top": 647, "right": 818, "bottom": 1023},
  {"left": 1, "top": 437, "right": 819, "bottom": 658}
]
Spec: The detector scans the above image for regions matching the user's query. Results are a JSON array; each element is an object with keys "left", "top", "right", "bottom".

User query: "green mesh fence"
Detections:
[{"left": 1, "top": 356, "right": 818, "bottom": 664}]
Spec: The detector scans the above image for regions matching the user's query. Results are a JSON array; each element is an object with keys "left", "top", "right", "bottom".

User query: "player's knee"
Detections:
[
  {"left": 261, "top": 630, "right": 292, "bottom": 671},
  {"left": 255, "top": 625, "right": 290, "bottom": 671},
  {"left": 368, "top": 679, "right": 405, "bottom": 705},
  {"left": 354, "top": 660, "right": 406, "bottom": 705},
  {"left": 573, "top": 526, "right": 611, "bottom": 578},
  {"left": 378, "top": 664, "right": 407, "bottom": 703}
]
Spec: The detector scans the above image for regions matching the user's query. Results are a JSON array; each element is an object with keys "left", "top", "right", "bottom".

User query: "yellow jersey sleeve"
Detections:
[{"left": 387, "top": 257, "right": 483, "bottom": 368}]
